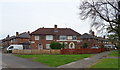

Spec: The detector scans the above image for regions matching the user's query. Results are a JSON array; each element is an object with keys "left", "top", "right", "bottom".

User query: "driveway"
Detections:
[{"left": 1, "top": 51, "right": 50, "bottom": 68}]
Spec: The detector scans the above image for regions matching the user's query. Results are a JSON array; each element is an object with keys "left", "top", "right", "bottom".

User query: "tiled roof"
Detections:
[
  {"left": 80, "top": 33, "right": 95, "bottom": 39},
  {"left": 2, "top": 32, "right": 30, "bottom": 41},
  {"left": 16, "top": 32, "right": 30, "bottom": 39},
  {"left": 31, "top": 28, "right": 81, "bottom": 36}
]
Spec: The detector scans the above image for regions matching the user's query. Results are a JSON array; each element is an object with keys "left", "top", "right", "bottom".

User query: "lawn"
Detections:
[
  {"left": 90, "top": 58, "right": 118, "bottom": 68},
  {"left": 15, "top": 54, "right": 92, "bottom": 67},
  {"left": 108, "top": 50, "right": 120, "bottom": 56}
]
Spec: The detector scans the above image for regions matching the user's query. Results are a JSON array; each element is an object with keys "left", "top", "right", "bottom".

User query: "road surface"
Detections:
[{"left": 0, "top": 50, "right": 50, "bottom": 68}]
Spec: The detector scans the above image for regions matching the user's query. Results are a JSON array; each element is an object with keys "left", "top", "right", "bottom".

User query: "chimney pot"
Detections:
[
  {"left": 28, "top": 31, "right": 30, "bottom": 34},
  {"left": 7, "top": 35, "right": 10, "bottom": 38},
  {"left": 54, "top": 25, "right": 57, "bottom": 28},
  {"left": 16, "top": 32, "right": 19, "bottom": 36}
]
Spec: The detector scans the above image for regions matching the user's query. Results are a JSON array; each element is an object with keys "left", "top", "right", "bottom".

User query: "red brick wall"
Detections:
[{"left": 30, "top": 35, "right": 81, "bottom": 49}]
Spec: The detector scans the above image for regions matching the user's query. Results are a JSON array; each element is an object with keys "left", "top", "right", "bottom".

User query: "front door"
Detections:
[
  {"left": 38, "top": 44, "right": 43, "bottom": 49},
  {"left": 69, "top": 42, "right": 75, "bottom": 49}
]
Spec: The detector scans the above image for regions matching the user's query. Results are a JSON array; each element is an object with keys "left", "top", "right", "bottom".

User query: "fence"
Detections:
[
  {"left": 61, "top": 48, "right": 107, "bottom": 54},
  {"left": 12, "top": 49, "right": 61, "bottom": 54},
  {"left": 12, "top": 48, "right": 107, "bottom": 55}
]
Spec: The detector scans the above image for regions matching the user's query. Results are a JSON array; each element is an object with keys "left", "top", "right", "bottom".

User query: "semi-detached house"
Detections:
[{"left": 30, "top": 25, "right": 81, "bottom": 49}]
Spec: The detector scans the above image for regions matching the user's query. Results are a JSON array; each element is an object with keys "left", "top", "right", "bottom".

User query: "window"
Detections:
[
  {"left": 11, "top": 40, "right": 13, "bottom": 43},
  {"left": 46, "top": 35, "right": 53, "bottom": 40},
  {"left": 8, "top": 46, "right": 13, "bottom": 49},
  {"left": 73, "top": 36, "right": 77, "bottom": 40},
  {"left": 13, "top": 39, "right": 16, "bottom": 42},
  {"left": 60, "top": 36, "right": 66, "bottom": 40},
  {"left": 35, "top": 35, "right": 39, "bottom": 40},
  {"left": 46, "top": 44, "right": 51, "bottom": 49},
  {"left": 67, "top": 36, "right": 72, "bottom": 40}
]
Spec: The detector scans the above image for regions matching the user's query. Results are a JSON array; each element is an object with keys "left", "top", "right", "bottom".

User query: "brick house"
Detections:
[
  {"left": 30, "top": 25, "right": 81, "bottom": 49},
  {"left": 80, "top": 31, "right": 108, "bottom": 48},
  {"left": 2, "top": 32, "right": 30, "bottom": 49}
]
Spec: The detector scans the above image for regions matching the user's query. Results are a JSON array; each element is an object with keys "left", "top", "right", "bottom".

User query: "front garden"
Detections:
[{"left": 15, "top": 54, "right": 92, "bottom": 67}]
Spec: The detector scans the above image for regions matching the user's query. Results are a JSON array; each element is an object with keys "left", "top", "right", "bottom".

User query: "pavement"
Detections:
[
  {"left": 0, "top": 50, "right": 51, "bottom": 68},
  {"left": 57, "top": 51, "right": 112, "bottom": 68}
]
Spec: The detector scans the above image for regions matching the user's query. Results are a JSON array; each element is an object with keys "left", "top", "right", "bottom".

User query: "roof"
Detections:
[
  {"left": 31, "top": 28, "right": 81, "bottom": 36},
  {"left": 2, "top": 32, "right": 30, "bottom": 41},
  {"left": 16, "top": 32, "right": 30, "bottom": 39},
  {"left": 97, "top": 37, "right": 108, "bottom": 41},
  {"left": 80, "top": 33, "right": 95, "bottom": 39}
]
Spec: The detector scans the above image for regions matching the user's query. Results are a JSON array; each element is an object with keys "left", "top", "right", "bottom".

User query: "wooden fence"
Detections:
[
  {"left": 12, "top": 48, "right": 107, "bottom": 55},
  {"left": 61, "top": 48, "right": 107, "bottom": 54},
  {"left": 12, "top": 49, "right": 61, "bottom": 54}
]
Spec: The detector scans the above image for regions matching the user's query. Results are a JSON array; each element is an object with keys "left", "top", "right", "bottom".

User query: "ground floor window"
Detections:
[{"left": 46, "top": 44, "right": 51, "bottom": 49}]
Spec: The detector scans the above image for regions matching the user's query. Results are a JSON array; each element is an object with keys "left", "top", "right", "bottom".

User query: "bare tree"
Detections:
[{"left": 79, "top": 0, "right": 120, "bottom": 47}]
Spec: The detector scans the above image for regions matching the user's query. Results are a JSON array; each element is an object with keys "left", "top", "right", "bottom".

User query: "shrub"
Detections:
[
  {"left": 50, "top": 42, "right": 64, "bottom": 49},
  {"left": 82, "top": 43, "right": 88, "bottom": 48}
]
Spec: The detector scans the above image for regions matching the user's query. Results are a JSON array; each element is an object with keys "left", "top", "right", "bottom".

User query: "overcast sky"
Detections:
[{"left": 0, "top": 0, "right": 102, "bottom": 39}]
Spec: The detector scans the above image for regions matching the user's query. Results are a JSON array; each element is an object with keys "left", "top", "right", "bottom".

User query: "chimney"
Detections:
[
  {"left": 28, "top": 31, "right": 30, "bottom": 34},
  {"left": 54, "top": 25, "right": 58, "bottom": 32},
  {"left": 7, "top": 35, "right": 10, "bottom": 38},
  {"left": 89, "top": 30, "right": 95, "bottom": 36},
  {"left": 16, "top": 32, "right": 19, "bottom": 36},
  {"left": 54, "top": 25, "right": 57, "bottom": 28},
  {"left": 103, "top": 35, "right": 106, "bottom": 39},
  {"left": 91, "top": 31, "right": 95, "bottom": 36}
]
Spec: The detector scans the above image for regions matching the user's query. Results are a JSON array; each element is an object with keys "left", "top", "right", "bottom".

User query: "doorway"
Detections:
[{"left": 38, "top": 44, "right": 43, "bottom": 49}]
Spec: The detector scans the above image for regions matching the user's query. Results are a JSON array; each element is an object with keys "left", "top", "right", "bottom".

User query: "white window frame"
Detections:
[
  {"left": 60, "top": 35, "right": 66, "bottom": 40},
  {"left": 67, "top": 36, "right": 72, "bottom": 40},
  {"left": 73, "top": 36, "right": 77, "bottom": 40},
  {"left": 46, "top": 44, "right": 51, "bottom": 49},
  {"left": 35, "top": 35, "right": 39, "bottom": 40},
  {"left": 46, "top": 35, "right": 53, "bottom": 40}
]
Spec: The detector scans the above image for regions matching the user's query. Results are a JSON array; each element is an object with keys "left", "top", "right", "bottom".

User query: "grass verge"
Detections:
[
  {"left": 90, "top": 58, "right": 118, "bottom": 68},
  {"left": 108, "top": 50, "right": 119, "bottom": 56},
  {"left": 15, "top": 54, "right": 92, "bottom": 67}
]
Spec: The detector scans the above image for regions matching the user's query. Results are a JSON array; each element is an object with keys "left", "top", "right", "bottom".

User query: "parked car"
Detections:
[
  {"left": 7, "top": 44, "right": 23, "bottom": 51},
  {"left": 6, "top": 44, "right": 23, "bottom": 53},
  {"left": 104, "top": 45, "right": 117, "bottom": 50},
  {"left": 91, "top": 46, "right": 100, "bottom": 49}
]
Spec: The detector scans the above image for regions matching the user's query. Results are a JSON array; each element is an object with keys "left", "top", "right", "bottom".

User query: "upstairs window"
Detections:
[
  {"left": 73, "top": 36, "right": 77, "bottom": 40},
  {"left": 35, "top": 35, "right": 39, "bottom": 40},
  {"left": 67, "top": 36, "right": 72, "bottom": 40},
  {"left": 60, "top": 36, "right": 66, "bottom": 40},
  {"left": 46, "top": 35, "right": 53, "bottom": 40}
]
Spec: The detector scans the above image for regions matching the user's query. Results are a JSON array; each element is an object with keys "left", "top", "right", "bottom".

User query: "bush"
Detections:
[
  {"left": 82, "top": 43, "right": 88, "bottom": 48},
  {"left": 50, "top": 42, "right": 64, "bottom": 49}
]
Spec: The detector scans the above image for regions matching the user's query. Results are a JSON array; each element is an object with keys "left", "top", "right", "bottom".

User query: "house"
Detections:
[
  {"left": 0, "top": 40, "right": 2, "bottom": 46},
  {"left": 2, "top": 32, "right": 30, "bottom": 49},
  {"left": 30, "top": 25, "right": 81, "bottom": 49},
  {"left": 80, "top": 30, "right": 108, "bottom": 48}
]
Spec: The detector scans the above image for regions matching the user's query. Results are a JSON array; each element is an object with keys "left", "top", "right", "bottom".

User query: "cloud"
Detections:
[{"left": 0, "top": 0, "right": 80, "bottom": 3}]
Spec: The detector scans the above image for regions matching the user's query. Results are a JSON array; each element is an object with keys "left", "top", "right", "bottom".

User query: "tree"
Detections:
[
  {"left": 50, "top": 42, "right": 64, "bottom": 49},
  {"left": 107, "top": 34, "right": 118, "bottom": 46},
  {"left": 82, "top": 43, "right": 88, "bottom": 48},
  {"left": 79, "top": 0, "right": 120, "bottom": 48}
]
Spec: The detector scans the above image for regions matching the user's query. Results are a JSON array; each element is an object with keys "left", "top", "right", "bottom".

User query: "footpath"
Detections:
[{"left": 58, "top": 51, "right": 112, "bottom": 68}]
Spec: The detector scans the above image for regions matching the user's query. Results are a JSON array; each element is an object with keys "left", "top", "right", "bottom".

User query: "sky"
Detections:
[{"left": 0, "top": 0, "right": 103, "bottom": 39}]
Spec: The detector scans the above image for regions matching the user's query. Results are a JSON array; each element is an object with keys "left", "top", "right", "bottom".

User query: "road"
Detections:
[{"left": 0, "top": 50, "right": 50, "bottom": 68}]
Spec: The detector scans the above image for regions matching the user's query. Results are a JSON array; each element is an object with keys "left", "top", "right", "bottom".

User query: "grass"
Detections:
[
  {"left": 91, "top": 58, "right": 118, "bottom": 68},
  {"left": 108, "top": 50, "right": 120, "bottom": 56},
  {"left": 15, "top": 54, "right": 92, "bottom": 67}
]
